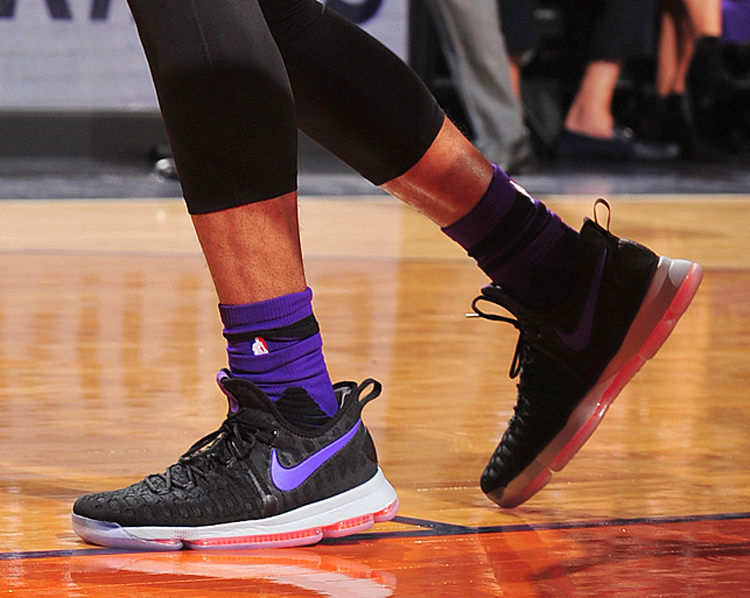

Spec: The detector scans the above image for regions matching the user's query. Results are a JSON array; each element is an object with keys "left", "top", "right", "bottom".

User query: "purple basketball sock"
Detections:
[
  {"left": 219, "top": 288, "right": 338, "bottom": 416},
  {"left": 442, "top": 165, "right": 579, "bottom": 308}
]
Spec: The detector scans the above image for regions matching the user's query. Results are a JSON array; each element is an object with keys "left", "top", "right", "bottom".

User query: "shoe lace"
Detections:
[
  {"left": 470, "top": 295, "right": 538, "bottom": 380},
  {"left": 469, "top": 295, "right": 581, "bottom": 438},
  {"left": 145, "top": 413, "right": 277, "bottom": 493}
]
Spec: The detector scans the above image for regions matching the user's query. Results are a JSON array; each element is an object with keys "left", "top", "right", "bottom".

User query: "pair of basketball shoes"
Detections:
[{"left": 72, "top": 199, "right": 703, "bottom": 550}]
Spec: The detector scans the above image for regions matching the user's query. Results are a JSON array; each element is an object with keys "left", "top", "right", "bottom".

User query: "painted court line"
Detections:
[{"left": 2, "top": 511, "right": 749, "bottom": 561}]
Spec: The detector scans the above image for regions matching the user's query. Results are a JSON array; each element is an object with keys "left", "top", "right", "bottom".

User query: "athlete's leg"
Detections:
[
  {"left": 258, "top": 0, "right": 575, "bottom": 306},
  {"left": 191, "top": 193, "right": 305, "bottom": 305},
  {"left": 73, "top": 0, "right": 399, "bottom": 550},
  {"left": 128, "top": 0, "right": 298, "bottom": 213},
  {"left": 380, "top": 117, "right": 493, "bottom": 228},
  {"left": 259, "top": 0, "right": 444, "bottom": 186},
  {"left": 259, "top": 1, "right": 702, "bottom": 507},
  {"left": 125, "top": 0, "right": 337, "bottom": 410}
]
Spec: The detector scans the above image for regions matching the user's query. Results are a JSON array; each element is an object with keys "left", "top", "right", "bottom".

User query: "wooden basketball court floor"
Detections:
[{"left": 1, "top": 193, "right": 749, "bottom": 596}]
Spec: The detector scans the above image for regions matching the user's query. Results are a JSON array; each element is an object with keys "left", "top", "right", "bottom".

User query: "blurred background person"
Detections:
[
  {"left": 637, "top": 0, "right": 733, "bottom": 158},
  {"left": 426, "top": 0, "right": 536, "bottom": 173},
  {"left": 558, "top": 0, "right": 680, "bottom": 161}
]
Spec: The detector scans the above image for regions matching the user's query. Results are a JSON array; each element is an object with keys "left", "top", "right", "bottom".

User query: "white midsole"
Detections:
[{"left": 73, "top": 468, "right": 397, "bottom": 542}]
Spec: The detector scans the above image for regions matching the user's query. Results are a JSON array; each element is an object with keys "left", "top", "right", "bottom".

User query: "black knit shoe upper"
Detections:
[
  {"left": 73, "top": 372, "right": 381, "bottom": 528},
  {"left": 474, "top": 203, "right": 660, "bottom": 498}
]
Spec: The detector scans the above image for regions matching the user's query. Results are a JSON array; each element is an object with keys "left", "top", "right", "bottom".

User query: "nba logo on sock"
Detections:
[{"left": 252, "top": 337, "right": 269, "bottom": 356}]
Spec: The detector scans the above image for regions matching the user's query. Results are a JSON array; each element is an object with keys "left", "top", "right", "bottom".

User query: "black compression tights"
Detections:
[{"left": 127, "top": 0, "right": 444, "bottom": 214}]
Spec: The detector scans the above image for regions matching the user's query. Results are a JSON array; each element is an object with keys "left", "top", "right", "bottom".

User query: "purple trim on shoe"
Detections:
[
  {"left": 270, "top": 421, "right": 362, "bottom": 491},
  {"left": 554, "top": 248, "right": 608, "bottom": 350},
  {"left": 216, "top": 370, "right": 240, "bottom": 413}
]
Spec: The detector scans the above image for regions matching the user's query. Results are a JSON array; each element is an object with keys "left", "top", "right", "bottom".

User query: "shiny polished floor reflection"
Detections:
[
  {"left": 1, "top": 196, "right": 749, "bottom": 596},
  {"left": 5, "top": 516, "right": 750, "bottom": 597}
]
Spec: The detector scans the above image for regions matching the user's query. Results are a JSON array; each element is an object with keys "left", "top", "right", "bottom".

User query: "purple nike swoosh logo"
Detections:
[
  {"left": 270, "top": 420, "right": 361, "bottom": 492},
  {"left": 554, "top": 248, "right": 608, "bottom": 351}
]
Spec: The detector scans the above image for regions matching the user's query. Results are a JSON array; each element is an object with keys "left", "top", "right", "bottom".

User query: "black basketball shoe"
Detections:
[
  {"left": 72, "top": 371, "right": 398, "bottom": 550},
  {"left": 473, "top": 200, "right": 703, "bottom": 508}
]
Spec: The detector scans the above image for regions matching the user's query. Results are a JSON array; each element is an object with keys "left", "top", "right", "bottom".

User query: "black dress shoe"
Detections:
[{"left": 557, "top": 125, "right": 680, "bottom": 161}]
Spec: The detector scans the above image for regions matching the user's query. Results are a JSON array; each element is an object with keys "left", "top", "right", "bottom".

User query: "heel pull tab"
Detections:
[
  {"left": 593, "top": 198, "right": 612, "bottom": 232},
  {"left": 356, "top": 378, "right": 383, "bottom": 407}
]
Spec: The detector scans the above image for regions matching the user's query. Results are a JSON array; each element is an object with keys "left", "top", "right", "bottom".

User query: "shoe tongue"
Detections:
[{"left": 216, "top": 370, "right": 274, "bottom": 414}]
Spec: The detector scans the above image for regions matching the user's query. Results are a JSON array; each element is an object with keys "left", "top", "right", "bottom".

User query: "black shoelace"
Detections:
[
  {"left": 470, "top": 295, "right": 579, "bottom": 440},
  {"left": 470, "top": 295, "right": 542, "bottom": 380},
  {"left": 145, "top": 413, "right": 277, "bottom": 493}
]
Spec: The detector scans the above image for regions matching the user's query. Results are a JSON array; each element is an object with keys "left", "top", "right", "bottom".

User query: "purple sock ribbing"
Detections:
[
  {"left": 219, "top": 288, "right": 338, "bottom": 416},
  {"left": 441, "top": 165, "right": 519, "bottom": 248},
  {"left": 442, "top": 165, "right": 579, "bottom": 307}
]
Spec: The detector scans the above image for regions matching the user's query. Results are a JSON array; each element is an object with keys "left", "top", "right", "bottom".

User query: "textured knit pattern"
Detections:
[
  {"left": 73, "top": 374, "right": 379, "bottom": 528},
  {"left": 475, "top": 217, "right": 659, "bottom": 494}
]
